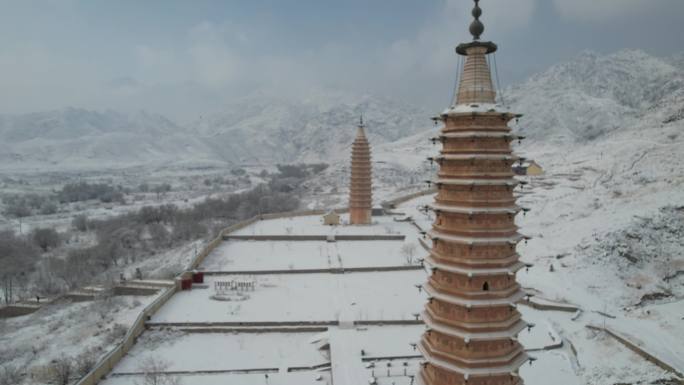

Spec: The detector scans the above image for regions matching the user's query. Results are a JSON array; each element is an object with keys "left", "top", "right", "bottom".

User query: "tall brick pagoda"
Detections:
[
  {"left": 418, "top": 1, "right": 529, "bottom": 384},
  {"left": 349, "top": 117, "right": 373, "bottom": 225}
]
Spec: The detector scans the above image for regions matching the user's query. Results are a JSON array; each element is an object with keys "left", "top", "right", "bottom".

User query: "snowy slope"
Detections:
[
  {"left": 0, "top": 108, "right": 217, "bottom": 171},
  {"left": 505, "top": 49, "right": 684, "bottom": 143},
  {"left": 191, "top": 90, "right": 429, "bottom": 164},
  {"left": 1, "top": 93, "right": 429, "bottom": 170}
]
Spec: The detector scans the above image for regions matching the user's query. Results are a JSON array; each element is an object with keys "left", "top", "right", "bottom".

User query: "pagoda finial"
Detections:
[
  {"left": 359, "top": 114, "right": 364, "bottom": 128},
  {"left": 470, "top": 0, "right": 484, "bottom": 40}
]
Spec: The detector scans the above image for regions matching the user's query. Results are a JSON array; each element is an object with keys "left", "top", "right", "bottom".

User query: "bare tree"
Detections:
[
  {"left": 51, "top": 358, "right": 73, "bottom": 385},
  {"left": 135, "top": 357, "right": 181, "bottom": 385},
  {"left": 401, "top": 243, "right": 418, "bottom": 265},
  {"left": 75, "top": 349, "right": 97, "bottom": 376},
  {"left": 32, "top": 228, "right": 61, "bottom": 252}
]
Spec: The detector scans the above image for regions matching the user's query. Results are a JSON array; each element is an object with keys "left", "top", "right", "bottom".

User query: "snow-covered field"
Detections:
[
  {"left": 111, "top": 330, "right": 328, "bottom": 373},
  {"left": 101, "top": 371, "right": 331, "bottom": 385},
  {"left": 152, "top": 270, "right": 425, "bottom": 324},
  {"left": 200, "top": 239, "right": 419, "bottom": 271},
  {"left": 230, "top": 213, "right": 417, "bottom": 237}
]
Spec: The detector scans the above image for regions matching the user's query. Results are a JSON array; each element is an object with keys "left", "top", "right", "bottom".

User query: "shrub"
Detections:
[
  {"left": 32, "top": 228, "right": 61, "bottom": 252},
  {"left": 72, "top": 214, "right": 88, "bottom": 232}
]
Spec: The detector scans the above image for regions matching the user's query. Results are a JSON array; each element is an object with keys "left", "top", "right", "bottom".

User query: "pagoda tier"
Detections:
[
  {"left": 418, "top": 1, "right": 528, "bottom": 385},
  {"left": 349, "top": 120, "right": 372, "bottom": 225}
]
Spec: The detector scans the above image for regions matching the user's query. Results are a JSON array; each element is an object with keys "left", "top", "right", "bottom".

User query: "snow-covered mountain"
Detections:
[
  {"left": 1, "top": 49, "right": 681, "bottom": 175},
  {"left": 191, "top": 91, "right": 429, "bottom": 164},
  {"left": 506, "top": 49, "right": 684, "bottom": 143},
  {"left": 0, "top": 108, "right": 217, "bottom": 171},
  {"left": 0, "top": 94, "right": 429, "bottom": 170}
]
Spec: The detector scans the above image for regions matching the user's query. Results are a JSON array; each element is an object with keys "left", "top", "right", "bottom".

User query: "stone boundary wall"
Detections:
[
  {"left": 585, "top": 325, "right": 683, "bottom": 377},
  {"left": 157, "top": 326, "right": 330, "bottom": 334},
  {"left": 223, "top": 234, "right": 406, "bottom": 241},
  {"left": 382, "top": 188, "right": 436, "bottom": 209},
  {"left": 355, "top": 320, "right": 423, "bottom": 326},
  {"left": 146, "top": 320, "right": 339, "bottom": 328},
  {"left": 74, "top": 285, "right": 177, "bottom": 385},
  {"left": 112, "top": 286, "right": 161, "bottom": 296},
  {"left": 202, "top": 265, "right": 423, "bottom": 276},
  {"left": 520, "top": 299, "right": 579, "bottom": 313}
]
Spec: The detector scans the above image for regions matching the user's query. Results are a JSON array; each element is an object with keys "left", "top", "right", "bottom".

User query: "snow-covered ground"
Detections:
[
  {"left": 200, "top": 239, "right": 420, "bottom": 271},
  {"left": 230, "top": 213, "right": 417, "bottom": 237},
  {"left": 0, "top": 294, "right": 159, "bottom": 383},
  {"left": 101, "top": 371, "right": 332, "bottom": 385},
  {"left": 98, "top": 210, "right": 594, "bottom": 385},
  {"left": 152, "top": 270, "right": 425, "bottom": 324},
  {"left": 111, "top": 330, "right": 328, "bottom": 373}
]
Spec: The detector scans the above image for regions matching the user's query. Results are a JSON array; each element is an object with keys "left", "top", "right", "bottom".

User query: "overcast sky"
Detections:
[{"left": 0, "top": 0, "right": 682, "bottom": 122}]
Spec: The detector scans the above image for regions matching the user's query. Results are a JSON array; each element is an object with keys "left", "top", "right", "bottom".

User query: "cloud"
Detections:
[{"left": 552, "top": 0, "right": 651, "bottom": 22}]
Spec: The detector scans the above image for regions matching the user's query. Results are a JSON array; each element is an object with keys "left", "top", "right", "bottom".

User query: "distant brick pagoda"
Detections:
[
  {"left": 349, "top": 117, "right": 372, "bottom": 225},
  {"left": 418, "top": 1, "right": 530, "bottom": 384}
]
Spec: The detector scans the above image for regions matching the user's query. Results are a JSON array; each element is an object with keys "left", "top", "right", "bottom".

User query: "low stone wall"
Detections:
[
  {"left": 586, "top": 324, "right": 683, "bottom": 377},
  {"left": 355, "top": 320, "right": 423, "bottom": 326},
  {"left": 520, "top": 298, "right": 579, "bottom": 313},
  {"left": 112, "top": 286, "right": 161, "bottom": 296},
  {"left": 382, "top": 188, "right": 436, "bottom": 209},
  {"left": 152, "top": 326, "right": 330, "bottom": 334},
  {"left": 74, "top": 285, "right": 177, "bottom": 385},
  {"left": 224, "top": 234, "right": 328, "bottom": 241},
  {"left": 203, "top": 265, "right": 422, "bottom": 276},
  {"left": 224, "top": 234, "right": 405, "bottom": 241},
  {"left": 146, "top": 320, "right": 338, "bottom": 328}
]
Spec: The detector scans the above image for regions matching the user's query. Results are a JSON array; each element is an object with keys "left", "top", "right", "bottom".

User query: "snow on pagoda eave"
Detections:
[
  {"left": 424, "top": 282, "right": 526, "bottom": 307},
  {"left": 423, "top": 254, "right": 526, "bottom": 276},
  {"left": 427, "top": 229, "right": 527, "bottom": 245},
  {"left": 428, "top": 203, "right": 521, "bottom": 215},
  {"left": 431, "top": 103, "right": 523, "bottom": 121},
  {"left": 422, "top": 311, "right": 528, "bottom": 341},
  {"left": 418, "top": 340, "right": 529, "bottom": 376}
]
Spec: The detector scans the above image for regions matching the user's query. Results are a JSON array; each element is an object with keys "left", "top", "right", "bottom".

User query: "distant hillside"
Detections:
[
  {"left": 505, "top": 49, "right": 684, "bottom": 143},
  {"left": 191, "top": 91, "right": 429, "bottom": 164},
  {"left": 0, "top": 108, "right": 216, "bottom": 170},
  {"left": 1, "top": 50, "right": 681, "bottom": 172},
  {"left": 0, "top": 94, "right": 429, "bottom": 171}
]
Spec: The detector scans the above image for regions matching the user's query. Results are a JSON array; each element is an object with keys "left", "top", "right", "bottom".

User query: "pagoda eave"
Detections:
[
  {"left": 425, "top": 283, "right": 525, "bottom": 307},
  {"left": 428, "top": 230, "right": 526, "bottom": 245},
  {"left": 423, "top": 311, "right": 528, "bottom": 341},
  {"left": 428, "top": 203, "right": 521, "bottom": 215},
  {"left": 419, "top": 342, "right": 529, "bottom": 376},
  {"left": 424, "top": 255, "right": 525, "bottom": 276}
]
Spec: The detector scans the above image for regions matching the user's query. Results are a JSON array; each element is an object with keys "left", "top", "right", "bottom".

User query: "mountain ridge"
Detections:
[{"left": 1, "top": 49, "right": 681, "bottom": 171}]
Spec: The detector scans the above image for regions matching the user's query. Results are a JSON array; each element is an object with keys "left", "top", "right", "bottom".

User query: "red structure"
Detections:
[
  {"left": 181, "top": 278, "right": 193, "bottom": 291},
  {"left": 418, "top": 1, "right": 529, "bottom": 384},
  {"left": 349, "top": 117, "right": 373, "bottom": 225},
  {"left": 192, "top": 271, "right": 205, "bottom": 284}
]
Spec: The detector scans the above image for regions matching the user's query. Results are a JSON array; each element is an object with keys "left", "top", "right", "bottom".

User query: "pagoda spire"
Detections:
[
  {"left": 349, "top": 116, "right": 372, "bottom": 225},
  {"left": 418, "top": 1, "right": 529, "bottom": 384},
  {"left": 454, "top": 0, "right": 498, "bottom": 106}
]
